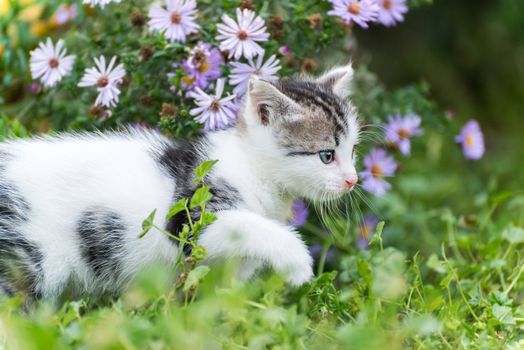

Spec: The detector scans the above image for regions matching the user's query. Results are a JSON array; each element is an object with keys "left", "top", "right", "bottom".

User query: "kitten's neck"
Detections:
[{"left": 205, "top": 128, "right": 295, "bottom": 222}]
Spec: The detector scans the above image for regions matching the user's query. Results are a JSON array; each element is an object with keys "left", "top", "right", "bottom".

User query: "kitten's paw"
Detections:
[{"left": 275, "top": 246, "right": 314, "bottom": 287}]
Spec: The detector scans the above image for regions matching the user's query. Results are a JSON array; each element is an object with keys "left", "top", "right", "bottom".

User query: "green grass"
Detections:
[{"left": 1, "top": 189, "right": 523, "bottom": 349}]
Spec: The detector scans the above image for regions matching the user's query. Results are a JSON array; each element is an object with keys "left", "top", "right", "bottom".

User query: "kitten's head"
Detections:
[{"left": 239, "top": 64, "right": 360, "bottom": 203}]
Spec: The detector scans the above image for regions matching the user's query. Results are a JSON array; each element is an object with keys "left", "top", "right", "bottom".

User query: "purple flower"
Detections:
[
  {"left": 360, "top": 148, "right": 397, "bottom": 196},
  {"left": 328, "top": 0, "right": 379, "bottom": 29},
  {"left": 181, "top": 42, "right": 223, "bottom": 90},
  {"left": 376, "top": 0, "right": 408, "bottom": 27},
  {"left": 384, "top": 112, "right": 423, "bottom": 156},
  {"left": 216, "top": 8, "right": 270, "bottom": 60},
  {"left": 229, "top": 54, "right": 281, "bottom": 96},
  {"left": 148, "top": 0, "right": 199, "bottom": 43},
  {"left": 189, "top": 79, "right": 237, "bottom": 131},
  {"left": 291, "top": 200, "right": 309, "bottom": 227},
  {"left": 455, "top": 120, "right": 485, "bottom": 160},
  {"left": 358, "top": 216, "right": 378, "bottom": 249}
]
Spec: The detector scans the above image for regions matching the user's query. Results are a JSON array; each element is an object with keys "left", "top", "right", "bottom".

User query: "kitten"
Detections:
[{"left": 0, "top": 65, "right": 360, "bottom": 300}]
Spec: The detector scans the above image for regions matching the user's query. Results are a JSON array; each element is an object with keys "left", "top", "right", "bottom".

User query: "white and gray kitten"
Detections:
[{"left": 0, "top": 65, "right": 360, "bottom": 300}]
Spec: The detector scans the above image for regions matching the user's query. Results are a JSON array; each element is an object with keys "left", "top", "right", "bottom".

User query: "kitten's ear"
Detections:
[
  {"left": 247, "top": 78, "right": 300, "bottom": 126},
  {"left": 316, "top": 63, "right": 354, "bottom": 99}
]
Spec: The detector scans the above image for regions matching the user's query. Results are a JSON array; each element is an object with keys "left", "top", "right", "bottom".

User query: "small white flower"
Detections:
[
  {"left": 29, "top": 38, "right": 76, "bottom": 88},
  {"left": 216, "top": 8, "right": 270, "bottom": 60},
  {"left": 229, "top": 54, "right": 281, "bottom": 96},
  {"left": 78, "top": 56, "right": 126, "bottom": 108},
  {"left": 82, "top": 0, "right": 121, "bottom": 8},
  {"left": 148, "top": 0, "right": 199, "bottom": 43},
  {"left": 189, "top": 79, "right": 237, "bottom": 131}
]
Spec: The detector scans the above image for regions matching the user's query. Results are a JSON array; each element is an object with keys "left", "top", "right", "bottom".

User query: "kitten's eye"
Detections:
[{"left": 319, "top": 150, "right": 335, "bottom": 164}]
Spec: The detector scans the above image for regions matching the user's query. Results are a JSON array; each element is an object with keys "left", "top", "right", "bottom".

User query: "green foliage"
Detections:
[
  {"left": 2, "top": 201, "right": 523, "bottom": 349},
  {"left": 0, "top": 1, "right": 522, "bottom": 349}
]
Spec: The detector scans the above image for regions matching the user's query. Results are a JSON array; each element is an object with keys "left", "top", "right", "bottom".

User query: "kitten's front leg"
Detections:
[{"left": 198, "top": 210, "right": 313, "bottom": 286}]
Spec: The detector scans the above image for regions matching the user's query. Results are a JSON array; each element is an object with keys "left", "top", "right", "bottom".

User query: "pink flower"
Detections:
[
  {"left": 455, "top": 120, "right": 485, "bottom": 160},
  {"left": 278, "top": 45, "right": 290, "bottom": 56},
  {"left": 328, "top": 0, "right": 380, "bottom": 29},
  {"left": 216, "top": 8, "right": 270, "bottom": 60}
]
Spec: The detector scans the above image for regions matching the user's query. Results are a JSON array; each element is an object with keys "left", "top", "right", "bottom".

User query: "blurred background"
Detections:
[{"left": 355, "top": 0, "right": 524, "bottom": 187}]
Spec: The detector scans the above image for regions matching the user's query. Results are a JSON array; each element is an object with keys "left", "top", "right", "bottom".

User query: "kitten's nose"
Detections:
[{"left": 344, "top": 176, "right": 358, "bottom": 190}]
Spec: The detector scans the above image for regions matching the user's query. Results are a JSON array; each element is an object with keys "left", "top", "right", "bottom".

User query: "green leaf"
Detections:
[
  {"left": 194, "top": 160, "right": 218, "bottom": 180},
  {"left": 166, "top": 199, "right": 188, "bottom": 220},
  {"left": 138, "top": 209, "right": 157, "bottom": 238},
  {"left": 200, "top": 211, "right": 217, "bottom": 226},
  {"left": 190, "top": 186, "right": 213, "bottom": 209},
  {"left": 492, "top": 305, "right": 516, "bottom": 325},
  {"left": 501, "top": 225, "right": 524, "bottom": 244},
  {"left": 183, "top": 265, "right": 210, "bottom": 292},
  {"left": 426, "top": 254, "right": 447, "bottom": 274},
  {"left": 191, "top": 246, "right": 207, "bottom": 261}
]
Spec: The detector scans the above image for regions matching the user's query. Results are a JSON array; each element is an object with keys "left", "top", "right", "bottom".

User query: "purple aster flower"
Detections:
[
  {"left": 216, "top": 8, "right": 270, "bottom": 60},
  {"left": 358, "top": 216, "right": 378, "bottom": 249},
  {"left": 291, "top": 199, "right": 309, "bottom": 227},
  {"left": 455, "top": 120, "right": 485, "bottom": 160},
  {"left": 384, "top": 112, "right": 423, "bottom": 156},
  {"left": 189, "top": 79, "right": 237, "bottom": 131},
  {"left": 360, "top": 148, "right": 397, "bottom": 196},
  {"left": 181, "top": 42, "right": 223, "bottom": 90},
  {"left": 328, "top": 0, "right": 379, "bottom": 29},
  {"left": 229, "top": 54, "right": 281, "bottom": 96},
  {"left": 375, "top": 0, "right": 408, "bottom": 27},
  {"left": 148, "top": 0, "right": 199, "bottom": 43}
]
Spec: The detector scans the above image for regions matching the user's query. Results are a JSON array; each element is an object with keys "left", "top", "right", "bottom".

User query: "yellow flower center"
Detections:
[
  {"left": 383, "top": 0, "right": 393, "bottom": 9},
  {"left": 397, "top": 128, "right": 410, "bottom": 139},
  {"left": 371, "top": 164, "right": 384, "bottom": 178},
  {"left": 198, "top": 60, "right": 210, "bottom": 73},
  {"left": 465, "top": 134, "right": 475, "bottom": 147},
  {"left": 182, "top": 75, "right": 195, "bottom": 85},
  {"left": 361, "top": 224, "right": 371, "bottom": 238},
  {"left": 348, "top": 3, "right": 361, "bottom": 15}
]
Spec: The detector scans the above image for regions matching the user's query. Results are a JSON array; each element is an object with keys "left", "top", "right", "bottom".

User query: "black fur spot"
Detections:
[
  {"left": 158, "top": 140, "right": 241, "bottom": 255},
  {"left": 77, "top": 208, "right": 126, "bottom": 281},
  {"left": 0, "top": 173, "right": 43, "bottom": 299}
]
